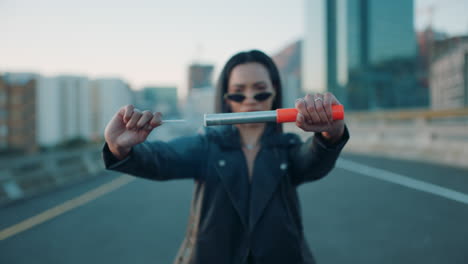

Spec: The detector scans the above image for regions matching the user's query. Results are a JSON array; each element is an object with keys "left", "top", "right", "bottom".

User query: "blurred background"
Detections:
[{"left": 1, "top": 0, "right": 468, "bottom": 263}]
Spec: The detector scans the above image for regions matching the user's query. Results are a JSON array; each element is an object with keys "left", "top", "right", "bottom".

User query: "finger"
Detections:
[
  {"left": 296, "top": 112, "right": 313, "bottom": 132},
  {"left": 295, "top": 98, "right": 309, "bottom": 122},
  {"left": 323, "top": 93, "right": 333, "bottom": 123},
  {"left": 123, "top": 105, "right": 134, "bottom": 123},
  {"left": 296, "top": 112, "right": 326, "bottom": 132},
  {"left": 150, "top": 112, "right": 163, "bottom": 127},
  {"left": 126, "top": 109, "right": 142, "bottom": 129},
  {"left": 302, "top": 95, "right": 313, "bottom": 123},
  {"left": 295, "top": 111, "right": 305, "bottom": 126},
  {"left": 136, "top": 111, "right": 153, "bottom": 129},
  {"left": 296, "top": 96, "right": 319, "bottom": 132},
  {"left": 314, "top": 93, "right": 329, "bottom": 124},
  {"left": 305, "top": 94, "right": 321, "bottom": 124}
]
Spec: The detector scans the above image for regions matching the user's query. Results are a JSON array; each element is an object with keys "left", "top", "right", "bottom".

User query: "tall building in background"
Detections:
[
  {"left": 36, "top": 75, "right": 92, "bottom": 147},
  {"left": 304, "top": 0, "right": 425, "bottom": 110},
  {"left": 430, "top": 36, "right": 468, "bottom": 109},
  {"left": 416, "top": 27, "right": 449, "bottom": 91},
  {"left": 303, "top": 0, "right": 327, "bottom": 95},
  {"left": 91, "top": 78, "right": 134, "bottom": 140},
  {"left": 0, "top": 73, "right": 135, "bottom": 151},
  {"left": 36, "top": 75, "right": 132, "bottom": 147},
  {"left": 0, "top": 76, "right": 7, "bottom": 151},
  {"left": 0, "top": 73, "right": 38, "bottom": 153},
  {"left": 188, "top": 63, "right": 214, "bottom": 93},
  {"left": 273, "top": 40, "right": 303, "bottom": 107},
  {"left": 135, "top": 86, "right": 179, "bottom": 117}
]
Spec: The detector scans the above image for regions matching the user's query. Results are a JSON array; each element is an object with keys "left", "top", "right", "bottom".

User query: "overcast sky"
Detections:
[{"left": 1, "top": 0, "right": 467, "bottom": 95}]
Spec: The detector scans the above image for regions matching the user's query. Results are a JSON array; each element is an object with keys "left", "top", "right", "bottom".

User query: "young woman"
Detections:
[{"left": 103, "top": 50, "right": 349, "bottom": 264}]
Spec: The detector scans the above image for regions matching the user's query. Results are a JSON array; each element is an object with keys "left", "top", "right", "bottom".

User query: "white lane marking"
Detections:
[
  {"left": 0, "top": 174, "right": 135, "bottom": 241},
  {"left": 337, "top": 159, "right": 468, "bottom": 205}
]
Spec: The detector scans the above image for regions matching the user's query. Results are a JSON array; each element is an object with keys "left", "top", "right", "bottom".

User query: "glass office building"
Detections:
[{"left": 303, "top": 0, "right": 427, "bottom": 110}]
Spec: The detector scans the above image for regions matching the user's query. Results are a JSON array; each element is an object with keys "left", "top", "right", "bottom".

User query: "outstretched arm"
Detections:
[
  {"left": 102, "top": 104, "right": 207, "bottom": 181},
  {"left": 289, "top": 92, "right": 349, "bottom": 185},
  {"left": 103, "top": 134, "right": 207, "bottom": 181},
  {"left": 289, "top": 127, "right": 349, "bottom": 185}
]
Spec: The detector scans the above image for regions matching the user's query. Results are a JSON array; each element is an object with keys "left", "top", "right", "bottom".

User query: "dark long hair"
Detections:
[{"left": 215, "top": 50, "right": 283, "bottom": 114}]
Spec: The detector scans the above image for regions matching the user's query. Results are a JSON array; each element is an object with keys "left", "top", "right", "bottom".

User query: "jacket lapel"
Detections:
[
  {"left": 214, "top": 150, "right": 250, "bottom": 229},
  {"left": 208, "top": 124, "right": 291, "bottom": 232},
  {"left": 248, "top": 147, "right": 287, "bottom": 231}
]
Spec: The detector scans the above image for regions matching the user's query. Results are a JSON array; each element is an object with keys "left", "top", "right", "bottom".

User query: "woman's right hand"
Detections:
[{"left": 104, "top": 104, "right": 163, "bottom": 160}]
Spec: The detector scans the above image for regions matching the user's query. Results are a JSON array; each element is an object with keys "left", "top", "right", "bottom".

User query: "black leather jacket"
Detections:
[{"left": 102, "top": 124, "right": 349, "bottom": 264}]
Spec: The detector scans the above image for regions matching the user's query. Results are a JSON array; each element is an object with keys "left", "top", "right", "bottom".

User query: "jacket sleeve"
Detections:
[
  {"left": 102, "top": 134, "right": 207, "bottom": 181},
  {"left": 289, "top": 125, "right": 349, "bottom": 185}
]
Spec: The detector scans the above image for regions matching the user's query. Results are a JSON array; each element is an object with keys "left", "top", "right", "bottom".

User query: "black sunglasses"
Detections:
[{"left": 224, "top": 91, "right": 275, "bottom": 103}]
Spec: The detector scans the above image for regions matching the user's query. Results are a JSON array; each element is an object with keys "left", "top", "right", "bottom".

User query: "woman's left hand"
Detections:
[{"left": 295, "top": 92, "right": 345, "bottom": 143}]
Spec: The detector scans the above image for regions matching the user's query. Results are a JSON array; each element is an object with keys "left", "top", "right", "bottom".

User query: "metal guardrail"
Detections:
[
  {"left": 0, "top": 124, "right": 193, "bottom": 207},
  {"left": 346, "top": 107, "right": 468, "bottom": 120},
  {"left": 286, "top": 107, "right": 468, "bottom": 169},
  {"left": 0, "top": 148, "right": 104, "bottom": 206},
  {"left": 344, "top": 108, "right": 468, "bottom": 169}
]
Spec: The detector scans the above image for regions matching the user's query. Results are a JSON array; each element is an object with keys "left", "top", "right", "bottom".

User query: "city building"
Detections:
[
  {"left": 272, "top": 40, "right": 303, "bottom": 107},
  {"left": 91, "top": 78, "right": 134, "bottom": 141},
  {"left": 0, "top": 76, "right": 7, "bottom": 151},
  {"left": 303, "top": 0, "right": 425, "bottom": 110},
  {"left": 187, "top": 63, "right": 214, "bottom": 93},
  {"left": 36, "top": 75, "right": 92, "bottom": 147},
  {"left": 0, "top": 73, "right": 135, "bottom": 151},
  {"left": 417, "top": 27, "right": 449, "bottom": 88},
  {"left": 0, "top": 73, "right": 39, "bottom": 153},
  {"left": 430, "top": 36, "right": 468, "bottom": 109}
]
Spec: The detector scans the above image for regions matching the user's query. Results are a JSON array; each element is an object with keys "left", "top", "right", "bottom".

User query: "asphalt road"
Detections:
[{"left": 1, "top": 153, "right": 467, "bottom": 264}]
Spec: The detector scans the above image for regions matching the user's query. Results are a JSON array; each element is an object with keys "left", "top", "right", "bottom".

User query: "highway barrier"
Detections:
[
  {"left": 0, "top": 148, "right": 104, "bottom": 206},
  {"left": 290, "top": 107, "right": 468, "bottom": 169}
]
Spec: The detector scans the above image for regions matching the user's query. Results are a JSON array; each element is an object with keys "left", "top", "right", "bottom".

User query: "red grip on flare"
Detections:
[{"left": 276, "top": 105, "right": 344, "bottom": 123}]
